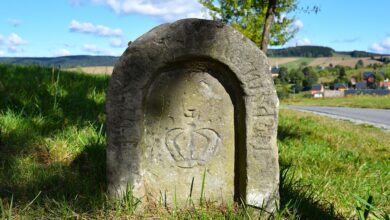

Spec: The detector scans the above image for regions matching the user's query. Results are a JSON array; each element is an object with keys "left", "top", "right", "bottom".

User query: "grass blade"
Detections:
[
  {"left": 22, "top": 191, "right": 42, "bottom": 212},
  {"left": 200, "top": 168, "right": 207, "bottom": 206}
]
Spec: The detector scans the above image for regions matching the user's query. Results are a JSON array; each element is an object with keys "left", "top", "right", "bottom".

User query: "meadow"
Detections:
[
  {"left": 282, "top": 95, "right": 390, "bottom": 109},
  {"left": 268, "top": 56, "right": 383, "bottom": 69},
  {"left": 0, "top": 64, "right": 389, "bottom": 219}
]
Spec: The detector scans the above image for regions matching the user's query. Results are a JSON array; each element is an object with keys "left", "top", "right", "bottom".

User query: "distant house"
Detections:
[
  {"left": 334, "top": 83, "right": 348, "bottom": 90},
  {"left": 350, "top": 77, "right": 357, "bottom": 89},
  {"left": 356, "top": 82, "right": 367, "bottom": 89},
  {"left": 270, "top": 66, "right": 280, "bottom": 78},
  {"left": 311, "top": 84, "right": 324, "bottom": 98},
  {"left": 363, "top": 72, "right": 375, "bottom": 80},
  {"left": 381, "top": 78, "right": 389, "bottom": 90},
  {"left": 363, "top": 72, "right": 385, "bottom": 89},
  {"left": 271, "top": 66, "right": 280, "bottom": 74}
]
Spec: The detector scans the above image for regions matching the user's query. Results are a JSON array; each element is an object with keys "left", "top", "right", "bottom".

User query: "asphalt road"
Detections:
[{"left": 287, "top": 105, "right": 390, "bottom": 130}]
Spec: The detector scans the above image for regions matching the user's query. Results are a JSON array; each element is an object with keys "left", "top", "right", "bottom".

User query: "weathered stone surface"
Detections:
[
  {"left": 106, "top": 18, "right": 279, "bottom": 211},
  {"left": 143, "top": 64, "right": 235, "bottom": 205}
]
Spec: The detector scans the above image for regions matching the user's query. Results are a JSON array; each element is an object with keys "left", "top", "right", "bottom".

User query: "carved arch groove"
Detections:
[{"left": 106, "top": 18, "right": 279, "bottom": 210}]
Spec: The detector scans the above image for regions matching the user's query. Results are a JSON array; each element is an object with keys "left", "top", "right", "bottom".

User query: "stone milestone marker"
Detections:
[{"left": 106, "top": 19, "right": 279, "bottom": 211}]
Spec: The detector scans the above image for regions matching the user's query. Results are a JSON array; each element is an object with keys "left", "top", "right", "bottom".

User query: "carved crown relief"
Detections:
[
  {"left": 144, "top": 68, "right": 233, "bottom": 169},
  {"left": 165, "top": 108, "right": 221, "bottom": 168}
]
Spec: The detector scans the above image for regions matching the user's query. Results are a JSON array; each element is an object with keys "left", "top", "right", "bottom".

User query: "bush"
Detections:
[{"left": 277, "top": 83, "right": 291, "bottom": 99}]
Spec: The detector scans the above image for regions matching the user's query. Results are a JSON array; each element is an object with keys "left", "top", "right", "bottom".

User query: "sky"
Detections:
[{"left": 0, "top": 0, "right": 389, "bottom": 57}]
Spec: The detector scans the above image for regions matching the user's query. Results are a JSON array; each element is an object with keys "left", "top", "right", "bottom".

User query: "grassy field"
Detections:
[
  {"left": 309, "top": 56, "right": 381, "bottom": 68},
  {"left": 268, "top": 57, "right": 300, "bottom": 66},
  {"left": 279, "top": 57, "right": 315, "bottom": 69},
  {"left": 279, "top": 110, "right": 390, "bottom": 218},
  {"left": 0, "top": 64, "right": 389, "bottom": 219},
  {"left": 346, "top": 66, "right": 390, "bottom": 79},
  {"left": 268, "top": 56, "right": 383, "bottom": 68},
  {"left": 65, "top": 66, "right": 114, "bottom": 75},
  {"left": 282, "top": 95, "right": 390, "bottom": 109}
]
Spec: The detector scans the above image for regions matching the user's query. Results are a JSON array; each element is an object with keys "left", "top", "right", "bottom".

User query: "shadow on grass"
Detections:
[
  {"left": 0, "top": 64, "right": 108, "bottom": 212},
  {"left": 277, "top": 124, "right": 313, "bottom": 141},
  {"left": 0, "top": 64, "right": 346, "bottom": 217},
  {"left": 279, "top": 161, "right": 344, "bottom": 220}
]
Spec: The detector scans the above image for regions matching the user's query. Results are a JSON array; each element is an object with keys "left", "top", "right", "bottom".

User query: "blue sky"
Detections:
[{"left": 0, "top": 0, "right": 389, "bottom": 57}]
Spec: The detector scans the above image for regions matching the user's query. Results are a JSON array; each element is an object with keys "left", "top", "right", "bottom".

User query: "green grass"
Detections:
[
  {"left": 0, "top": 64, "right": 109, "bottom": 218},
  {"left": 282, "top": 95, "right": 390, "bottom": 109},
  {"left": 346, "top": 65, "right": 390, "bottom": 79},
  {"left": 278, "top": 109, "right": 390, "bottom": 218},
  {"left": 0, "top": 64, "right": 260, "bottom": 218},
  {"left": 280, "top": 57, "right": 315, "bottom": 69},
  {"left": 0, "top": 64, "right": 389, "bottom": 219}
]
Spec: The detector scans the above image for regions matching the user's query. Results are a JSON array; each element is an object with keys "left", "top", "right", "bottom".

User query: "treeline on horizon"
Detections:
[
  {"left": 0, "top": 46, "right": 388, "bottom": 68},
  {"left": 267, "top": 45, "right": 387, "bottom": 58},
  {"left": 0, "top": 55, "right": 119, "bottom": 68}
]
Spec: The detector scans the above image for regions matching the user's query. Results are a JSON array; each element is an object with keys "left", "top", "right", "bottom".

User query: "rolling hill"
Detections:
[
  {"left": 267, "top": 46, "right": 388, "bottom": 58},
  {"left": 0, "top": 46, "right": 388, "bottom": 69},
  {"left": 0, "top": 55, "right": 118, "bottom": 68},
  {"left": 268, "top": 56, "right": 384, "bottom": 68}
]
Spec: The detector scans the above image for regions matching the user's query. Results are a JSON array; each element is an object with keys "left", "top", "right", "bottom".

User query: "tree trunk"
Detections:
[{"left": 260, "top": 0, "right": 277, "bottom": 54}]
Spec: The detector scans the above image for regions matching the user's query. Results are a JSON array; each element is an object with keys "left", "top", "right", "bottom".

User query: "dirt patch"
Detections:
[
  {"left": 66, "top": 66, "right": 113, "bottom": 75},
  {"left": 309, "top": 57, "right": 382, "bottom": 67},
  {"left": 269, "top": 57, "right": 299, "bottom": 66},
  {"left": 270, "top": 56, "right": 383, "bottom": 68}
]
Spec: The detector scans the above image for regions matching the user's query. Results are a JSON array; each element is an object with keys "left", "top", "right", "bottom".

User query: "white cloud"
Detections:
[
  {"left": 292, "top": 19, "right": 304, "bottom": 30},
  {"left": 110, "top": 38, "right": 126, "bottom": 47},
  {"left": 70, "top": 0, "right": 85, "bottom": 6},
  {"left": 0, "top": 50, "right": 5, "bottom": 56},
  {"left": 296, "top": 38, "right": 312, "bottom": 46},
  {"left": 83, "top": 44, "right": 99, "bottom": 53},
  {"left": 107, "top": 50, "right": 121, "bottom": 56},
  {"left": 369, "top": 43, "right": 385, "bottom": 53},
  {"left": 82, "top": 44, "right": 119, "bottom": 55},
  {"left": 8, "top": 19, "right": 22, "bottom": 27},
  {"left": 7, "top": 45, "right": 24, "bottom": 53},
  {"left": 82, "top": 44, "right": 107, "bottom": 54},
  {"left": 54, "top": 48, "right": 71, "bottom": 56},
  {"left": 91, "top": 0, "right": 208, "bottom": 21},
  {"left": 64, "top": 43, "right": 73, "bottom": 48},
  {"left": 332, "top": 38, "right": 359, "bottom": 43},
  {"left": 5, "top": 33, "right": 27, "bottom": 54},
  {"left": 274, "top": 13, "right": 286, "bottom": 23},
  {"left": 383, "top": 38, "right": 390, "bottom": 48},
  {"left": 69, "top": 20, "right": 123, "bottom": 37},
  {"left": 369, "top": 37, "right": 390, "bottom": 54},
  {"left": 8, "top": 33, "right": 27, "bottom": 46},
  {"left": 0, "top": 35, "right": 4, "bottom": 45},
  {"left": 288, "top": 37, "right": 312, "bottom": 47}
]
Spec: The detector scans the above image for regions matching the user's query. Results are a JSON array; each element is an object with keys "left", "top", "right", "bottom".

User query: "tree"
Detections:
[
  {"left": 288, "top": 68, "right": 304, "bottom": 92},
  {"left": 372, "top": 63, "right": 383, "bottom": 70},
  {"left": 268, "top": 45, "right": 334, "bottom": 57},
  {"left": 301, "top": 66, "right": 318, "bottom": 90},
  {"left": 376, "top": 73, "right": 384, "bottom": 82},
  {"left": 199, "top": 0, "right": 300, "bottom": 53},
  {"left": 277, "top": 66, "right": 289, "bottom": 82},
  {"left": 292, "top": 81, "right": 303, "bottom": 93},
  {"left": 276, "top": 82, "right": 290, "bottom": 99},
  {"left": 355, "top": 59, "right": 364, "bottom": 69},
  {"left": 385, "top": 71, "right": 390, "bottom": 80},
  {"left": 261, "top": 0, "right": 278, "bottom": 52},
  {"left": 335, "top": 66, "right": 348, "bottom": 83},
  {"left": 339, "top": 66, "right": 346, "bottom": 78}
]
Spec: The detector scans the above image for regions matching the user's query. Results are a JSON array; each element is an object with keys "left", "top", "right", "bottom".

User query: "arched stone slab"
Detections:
[{"left": 106, "top": 18, "right": 279, "bottom": 211}]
